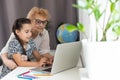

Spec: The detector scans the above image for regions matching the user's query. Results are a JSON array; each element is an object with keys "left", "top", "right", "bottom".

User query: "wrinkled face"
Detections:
[
  {"left": 31, "top": 14, "right": 48, "bottom": 33},
  {"left": 16, "top": 24, "right": 32, "bottom": 43}
]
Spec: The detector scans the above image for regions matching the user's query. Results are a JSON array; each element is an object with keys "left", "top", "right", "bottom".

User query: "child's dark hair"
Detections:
[{"left": 12, "top": 18, "right": 31, "bottom": 56}]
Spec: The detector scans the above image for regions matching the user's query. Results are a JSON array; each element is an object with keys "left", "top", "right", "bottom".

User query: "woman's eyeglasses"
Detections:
[{"left": 33, "top": 19, "right": 48, "bottom": 25}]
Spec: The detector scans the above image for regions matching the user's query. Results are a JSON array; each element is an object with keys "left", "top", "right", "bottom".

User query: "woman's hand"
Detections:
[
  {"left": 1, "top": 53, "right": 17, "bottom": 69},
  {"left": 41, "top": 53, "right": 54, "bottom": 65},
  {"left": 4, "top": 59, "right": 17, "bottom": 69},
  {"left": 47, "top": 56, "right": 54, "bottom": 65},
  {"left": 39, "top": 57, "right": 49, "bottom": 67}
]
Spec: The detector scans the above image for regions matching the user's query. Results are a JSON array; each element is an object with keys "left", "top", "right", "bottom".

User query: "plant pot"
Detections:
[{"left": 81, "top": 40, "right": 120, "bottom": 80}]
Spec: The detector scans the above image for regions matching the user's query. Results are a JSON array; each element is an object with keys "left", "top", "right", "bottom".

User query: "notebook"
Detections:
[{"left": 30, "top": 41, "right": 82, "bottom": 75}]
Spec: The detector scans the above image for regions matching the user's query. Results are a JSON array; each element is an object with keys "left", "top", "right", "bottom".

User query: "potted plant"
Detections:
[
  {"left": 66, "top": 0, "right": 120, "bottom": 41},
  {"left": 66, "top": 0, "right": 120, "bottom": 79}
]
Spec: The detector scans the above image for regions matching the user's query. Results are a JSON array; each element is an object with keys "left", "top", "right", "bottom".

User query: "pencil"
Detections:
[
  {"left": 23, "top": 75, "right": 37, "bottom": 79},
  {"left": 19, "top": 71, "right": 30, "bottom": 76},
  {"left": 33, "top": 74, "right": 52, "bottom": 76},
  {"left": 17, "top": 75, "right": 32, "bottom": 80}
]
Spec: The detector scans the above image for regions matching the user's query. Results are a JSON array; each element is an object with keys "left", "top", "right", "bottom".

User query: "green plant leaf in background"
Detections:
[
  {"left": 66, "top": 22, "right": 85, "bottom": 33},
  {"left": 72, "top": 4, "right": 86, "bottom": 9},
  {"left": 110, "top": 2, "right": 115, "bottom": 12},
  {"left": 93, "top": 7, "right": 102, "bottom": 21},
  {"left": 112, "top": 26, "right": 120, "bottom": 35},
  {"left": 77, "top": 22, "right": 85, "bottom": 32},
  {"left": 66, "top": 24, "right": 78, "bottom": 32},
  {"left": 85, "top": 0, "right": 94, "bottom": 9}
]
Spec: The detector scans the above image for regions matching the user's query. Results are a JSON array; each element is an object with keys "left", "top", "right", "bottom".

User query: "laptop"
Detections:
[{"left": 30, "top": 41, "right": 82, "bottom": 75}]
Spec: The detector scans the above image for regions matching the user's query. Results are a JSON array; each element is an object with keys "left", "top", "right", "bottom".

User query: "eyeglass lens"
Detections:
[{"left": 34, "top": 19, "right": 48, "bottom": 25}]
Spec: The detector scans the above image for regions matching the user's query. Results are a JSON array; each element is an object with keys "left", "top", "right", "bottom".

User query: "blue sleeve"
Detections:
[
  {"left": 8, "top": 39, "right": 23, "bottom": 54},
  {"left": 29, "top": 39, "right": 37, "bottom": 51}
]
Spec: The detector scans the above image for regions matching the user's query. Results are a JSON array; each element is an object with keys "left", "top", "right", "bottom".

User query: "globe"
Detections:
[{"left": 56, "top": 23, "right": 79, "bottom": 43}]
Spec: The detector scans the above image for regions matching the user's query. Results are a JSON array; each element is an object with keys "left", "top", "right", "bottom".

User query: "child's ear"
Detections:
[{"left": 15, "top": 30, "right": 20, "bottom": 35}]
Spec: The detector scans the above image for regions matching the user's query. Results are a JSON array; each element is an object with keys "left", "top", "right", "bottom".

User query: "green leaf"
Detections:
[
  {"left": 110, "top": 2, "right": 115, "bottom": 12},
  {"left": 86, "top": 0, "right": 94, "bottom": 9},
  {"left": 77, "top": 22, "right": 85, "bottom": 32},
  {"left": 115, "top": 0, "right": 119, "bottom": 2},
  {"left": 93, "top": 8, "right": 101, "bottom": 21},
  {"left": 72, "top": 4, "right": 86, "bottom": 9},
  {"left": 112, "top": 26, "right": 120, "bottom": 35},
  {"left": 105, "top": 22, "right": 112, "bottom": 32},
  {"left": 66, "top": 24, "right": 77, "bottom": 32}
]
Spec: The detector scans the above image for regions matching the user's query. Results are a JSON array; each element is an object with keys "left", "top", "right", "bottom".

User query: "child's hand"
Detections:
[{"left": 21, "top": 55, "right": 28, "bottom": 61}]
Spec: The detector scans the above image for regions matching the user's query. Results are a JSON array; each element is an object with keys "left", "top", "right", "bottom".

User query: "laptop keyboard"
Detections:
[{"left": 43, "top": 68, "right": 52, "bottom": 72}]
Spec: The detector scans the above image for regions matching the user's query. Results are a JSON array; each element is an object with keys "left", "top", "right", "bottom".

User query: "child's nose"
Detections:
[{"left": 29, "top": 32, "right": 32, "bottom": 37}]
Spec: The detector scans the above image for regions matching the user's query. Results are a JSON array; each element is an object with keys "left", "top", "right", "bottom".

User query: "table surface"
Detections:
[{"left": 1, "top": 67, "right": 80, "bottom": 80}]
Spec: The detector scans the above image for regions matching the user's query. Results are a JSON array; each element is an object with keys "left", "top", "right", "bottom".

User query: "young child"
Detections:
[{"left": 0, "top": 18, "right": 48, "bottom": 78}]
